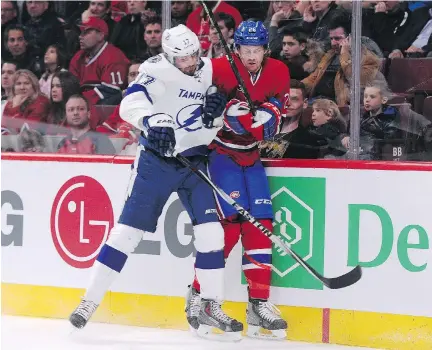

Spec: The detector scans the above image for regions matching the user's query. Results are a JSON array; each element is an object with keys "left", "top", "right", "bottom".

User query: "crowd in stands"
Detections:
[{"left": 1, "top": 0, "right": 432, "bottom": 161}]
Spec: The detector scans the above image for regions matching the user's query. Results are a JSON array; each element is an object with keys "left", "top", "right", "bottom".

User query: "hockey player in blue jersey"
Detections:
[{"left": 69, "top": 25, "right": 243, "bottom": 341}]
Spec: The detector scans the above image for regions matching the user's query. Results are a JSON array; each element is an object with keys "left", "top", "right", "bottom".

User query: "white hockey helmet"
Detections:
[{"left": 162, "top": 24, "right": 201, "bottom": 64}]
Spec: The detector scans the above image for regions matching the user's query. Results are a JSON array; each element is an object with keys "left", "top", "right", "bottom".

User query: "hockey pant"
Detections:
[
  {"left": 193, "top": 151, "right": 273, "bottom": 300},
  {"left": 84, "top": 147, "right": 225, "bottom": 304}
]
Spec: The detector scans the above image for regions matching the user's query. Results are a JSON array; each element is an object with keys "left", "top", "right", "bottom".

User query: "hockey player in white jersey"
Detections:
[{"left": 69, "top": 25, "right": 243, "bottom": 341}]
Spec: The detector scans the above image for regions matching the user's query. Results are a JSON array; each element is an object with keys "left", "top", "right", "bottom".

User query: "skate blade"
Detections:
[
  {"left": 246, "top": 325, "right": 286, "bottom": 340},
  {"left": 196, "top": 325, "right": 242, "bottom": 342}
]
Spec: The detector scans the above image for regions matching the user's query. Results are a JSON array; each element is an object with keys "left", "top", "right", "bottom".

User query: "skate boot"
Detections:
[
  {"left": 185, "top": 285, "right": 201, "bottom": 331},
  {"left": 197, "top": 298, "right": 243, "bottom": 342},
  {"left": 246, "top": 299, "right": 287, "bottom": 340},
  {"left": 69, "top": 299, "right": 98, "bottom": 329}
]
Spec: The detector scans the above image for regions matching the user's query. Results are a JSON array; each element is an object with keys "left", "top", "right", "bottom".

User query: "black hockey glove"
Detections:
[
  {"left": 142, "top": 114, "right": 176, "bottom": 157},
  {"left": 202, "top": 85, "right": 227, "bottom": 129}
]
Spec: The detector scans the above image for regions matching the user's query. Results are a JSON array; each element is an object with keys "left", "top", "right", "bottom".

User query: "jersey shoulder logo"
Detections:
[
  {"left": 136, "top": 72, "right": 156, "bottom": 86},
  {"left": 176, "top": 104, "right": 203, "bottom": 132},
  {"left": 148, "top": 55, "right": 162, "bottom": 64}
]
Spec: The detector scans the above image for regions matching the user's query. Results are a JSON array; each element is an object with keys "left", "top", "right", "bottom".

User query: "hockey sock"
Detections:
[
  {"left": 241, "top": 219, "right": 273, "bottom": 300},
  {"left": 192, "top": 220, "right": 242, "bottom": 293}
]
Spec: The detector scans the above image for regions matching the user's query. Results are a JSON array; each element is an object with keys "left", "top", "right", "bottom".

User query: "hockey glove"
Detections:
[
  {"left": 142, "top": 113, "right": 176, "bottom": 157},
  {"left": 202, "top": 85, "right": 227, "bottom": 128},
  {"left": 251, "top": 97, "right": 282, "bottom": 140},
  {"left": 224, "top": 99, "right": 251, "bottom": 135}
]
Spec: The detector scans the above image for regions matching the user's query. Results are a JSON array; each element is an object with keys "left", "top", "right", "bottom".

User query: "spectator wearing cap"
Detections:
[
  {"left": 69, "top": 17, "right": 129, "bottom": 108},
  {"left": 110, "top": 0, "right": 148, "bottom": 59},
  {"left": 23, "top": 1, "right": 66, "bottom": 58},
  {"left": 57, "top": 94, "right": 115, "bottom": 155},
  {"left": 186, "top": 1, "right": 242, "bottom": 53}
]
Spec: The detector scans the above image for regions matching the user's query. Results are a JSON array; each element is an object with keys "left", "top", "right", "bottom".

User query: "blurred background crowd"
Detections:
[{"left": 1, "top": 0, "right": 432, "bottom": 161}]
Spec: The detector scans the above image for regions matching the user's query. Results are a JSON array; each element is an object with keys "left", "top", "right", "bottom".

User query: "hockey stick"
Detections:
[
  {"left": 199, "top": 1, "right": 256, "bottom": 114},
  {"left": 177, "top": 154, "right": 362, "bottom": 289}
]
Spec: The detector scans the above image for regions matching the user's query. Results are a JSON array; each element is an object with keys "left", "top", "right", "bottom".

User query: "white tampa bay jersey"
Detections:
[{"left": 119, "top": 54, "right": 221, "bottom": 155}]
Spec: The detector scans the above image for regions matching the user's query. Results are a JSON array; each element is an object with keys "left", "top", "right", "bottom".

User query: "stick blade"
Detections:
[{"left": 323, "top": 266, "right": 362, "bottom": 289}]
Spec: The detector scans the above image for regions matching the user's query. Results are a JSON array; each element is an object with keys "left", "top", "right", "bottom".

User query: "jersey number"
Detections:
[{"left": 110, "top": 71, "right": 124, "bottom": 85}]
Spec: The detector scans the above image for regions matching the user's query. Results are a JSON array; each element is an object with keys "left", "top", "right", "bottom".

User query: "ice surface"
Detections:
[{"left": 1, "top": 316, "right": 376, "bottom": 350}]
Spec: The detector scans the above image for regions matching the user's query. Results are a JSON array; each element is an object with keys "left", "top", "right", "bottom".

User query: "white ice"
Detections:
[{"left": 1, "top": 316, "right": 376, "bottom": 350}]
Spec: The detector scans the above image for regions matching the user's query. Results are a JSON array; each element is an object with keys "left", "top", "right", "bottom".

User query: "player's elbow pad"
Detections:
[{"left": 119, "top": 91, "right": 153, "bottom": 130}]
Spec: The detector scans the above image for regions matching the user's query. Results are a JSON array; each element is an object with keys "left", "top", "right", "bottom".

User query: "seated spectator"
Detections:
[
  {"left": 389, "top": 3, "right": 432, "bottom": 58},
  {"left": 79, "top": 1, "right": 116, "bottom": 37},
  {"left": 23, "top": 1, "right": 66, "bottom": 58},
  {"left": 343, "top": 80, "right": 404, "bottom": 160},
  {"left": 43, "top": 71, "right": 82, "bottom": 134},
  {"left": 266, "top": 1, "right": 303, "bottom": 56},
  {"left": 57, "top": 94, "right": 115, "bottom": 154},
  {"left": 260, "top": 80, "right": 320, "bottom": 159},
  {"left": 1, "top": 61, "right": 17, "bottom": 107},
  {"left": 141, "top": 16, "right": 163, "bottom": 59},
  {"left": 39, "top": 45, "right": 68, "bottom": 98},
  {"left": 302, "top": 14, "right": 381, "bottom": 106},
  {"left": 4, "top": 24, "right": 43, "bottom": 77},
  {"left": 2, "top": 69, "right": 50, "bottom": 134},
  {"left": 96, "top": 59, "right": 140, "bottom": 145},
  {"left": 308, "top": 98, "right": 347, "bottom": 158},
  {"left": 206, "top": 12, "right": 235, "bottom": 58},
  {"left": 186, "top": 0, "right": 242, "bottom": 52},
  {"left": 279, "top": 28, "right": 310, "bottom": 80},
  {"left": 18, "top": 124, "right": 46, "bottom": 152},
  {"left": 302, "top": 1, "right": 341, "bottom": 44},
  {"left": 70, "top": 17, "right": 129, "bottom": 106},
  {"left": 171, "top": 1, "right": 193, "bottom": 27},
  {"left": 110, "top": 0, "right": 147, "bottom": 59},
  {"left": 1, "top": 1, "right": 19, "bottom": 61}
]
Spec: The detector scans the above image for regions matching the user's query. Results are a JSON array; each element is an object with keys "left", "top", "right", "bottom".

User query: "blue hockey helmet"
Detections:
[{"left": 234, "top": 20, "right": 269, "bottom": 47}]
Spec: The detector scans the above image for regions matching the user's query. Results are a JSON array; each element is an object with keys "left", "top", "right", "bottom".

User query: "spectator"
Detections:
[
  {"left": 18, "top": 125, "right": 46, "bottom": 152},
  {"left": 57, "top": 94, "right": 115, "bottom": 155},
  {"left": 96, "top": 59, "right": 141, "bottom": 138},
  {"left": 259, "top": 80, "right": 319, "bottom": 159},
  {"left": 266, "top": 1, "right": 303, "bottom": 56},
  {"left": 302, "top": 1, "right": 341, "bottom": 44},
  {"left": 1, "top": 1, "right": 18, "bottom": 61},
  {"left": 389, "top": 3, "right": 432, "bottom": 58},
  {"left": 23, "top": 1, "right": 66, "bottom": 58},
  {"left": 80, "top": 1, "right": 116, "bottom": 37},
  {"left": 302, "top": 14, "right": 381, "bottom": 106},
  {"left": 186, "top": 0, "right": 242, "bottom": 52},
  {"left": 39, "top": 45, "right": 68, "bottom": 98},
  {"left": 110, "top": 0, "right": 147, "bottom": 59},
  {"left": 70, "top": 17, "right": 129, "bottom": 106},
  {"left": 44, "top": 71, "right": 82, "bottom": 133},
  {"left": 141, "top": 16, "right": 163, "bottom": 59},
  {"left": 335, "top": 0, "right": 377, "bottom": 38},
  {"left": 2, "top": 61, "right": 17, "bottom": 103},
  {"left": 172, "top": 1, "right": 192, "bottom": 27},
  {"left": 279, "top": 28, "right": 310, "bottom": 80},
  {"left": 2, "top": 69, "right": 50, "bottom": 134},
  {"left": 206, "top": 12, "right": 235, "bottom": 58},
  {"left": 4, "top": 24, "right": 43, "bottom": 77},
  {"left": 309, "top": 98, "right": 347, "bottom": 158}
]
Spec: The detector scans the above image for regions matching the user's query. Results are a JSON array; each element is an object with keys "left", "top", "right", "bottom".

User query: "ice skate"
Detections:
[
  {"left": 197, "top": 299, "right": 243, "bottom": 342},
  {"left": 246, "top": 299, "right": 287, "bottom": 340},
  {"left": 185, "top": 285, "right": 201, "bottom": 332},
  {"left": 69, "top": 300, "right": 98, "bottom": 329}
]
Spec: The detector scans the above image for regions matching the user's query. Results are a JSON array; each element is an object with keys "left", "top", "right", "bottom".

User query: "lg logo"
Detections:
[{"left": 50, "top": 176, "right": 114, "bottom": 268}]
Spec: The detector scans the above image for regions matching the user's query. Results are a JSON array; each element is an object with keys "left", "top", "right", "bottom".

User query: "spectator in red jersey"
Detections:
[
  {"left": 2, "top": 69, "right": 50, "bottom": 134},
  {"left": 186, "top": 0, "right": 242, "bottom": 52},
  {"left": 39, "top": 44, "right": 68, "bottom": 98},
  {"left": 110, "top": 0, "right": 148, "bottom": 59},
  {"left": 43, "top": 71, "right": 82, "bottom": 134},
  {"left": 80, "top": 1, "right": 116, "bottom": 37},
  {"left": 69, "top": 17, "right": 129, "bottom": 106},
  {"left": 96, "top": 59, "right": 140, "bottom": 146},
  {"left": 57, "top": 94, "right": 115, "bottom": 154},
  {"left": 141, "top": 16, "right": 163, "bottom": 59}
]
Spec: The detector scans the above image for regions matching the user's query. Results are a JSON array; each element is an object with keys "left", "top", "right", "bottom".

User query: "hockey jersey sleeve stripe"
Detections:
[
  {"left": 124, "top": 84, "right": 154, "bottom": 104},
  {"left": 119, "top": 90, "right": 154, "bottom": 131}
]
